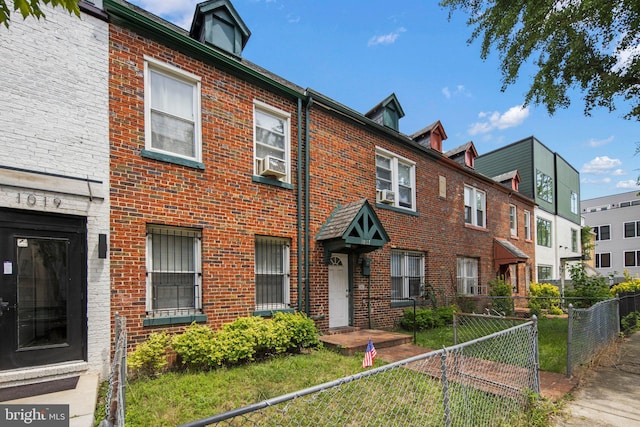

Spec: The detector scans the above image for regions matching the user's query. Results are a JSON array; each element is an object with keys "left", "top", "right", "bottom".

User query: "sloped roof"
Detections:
[
  {"left": 364, "top": 93, "right": 405, "bottom": 120},
  {"left": 494, "top": 238, "right": 529, "bottom": 269},
  {"left": 445, "top": 141, "right": 478, "bottom": 158},
  {"left": 492, "top": 170, "right": 520, "bottom": 183}
]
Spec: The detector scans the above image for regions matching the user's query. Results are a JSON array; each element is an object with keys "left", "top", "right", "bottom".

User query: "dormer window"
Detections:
[
  {"left": 365, "top": 93, "right": 405, "bottom": 132},
  {"left": 190, "top": 0, "right": 251, "bottom": 57}
]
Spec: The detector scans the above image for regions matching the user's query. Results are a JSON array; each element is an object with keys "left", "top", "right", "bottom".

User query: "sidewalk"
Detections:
[{"left": 554, "top": 332, "right": 640, "bottom": 426}]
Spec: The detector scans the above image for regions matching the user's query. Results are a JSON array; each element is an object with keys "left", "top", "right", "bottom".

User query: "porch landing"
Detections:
[{"left": 319, "top": 329, "right": 413, "bottom": 356}]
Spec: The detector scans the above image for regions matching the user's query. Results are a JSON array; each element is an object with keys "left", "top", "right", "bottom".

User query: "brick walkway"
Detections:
[{"left": 320, "top": 329, "right": 578, "bottom": 401}]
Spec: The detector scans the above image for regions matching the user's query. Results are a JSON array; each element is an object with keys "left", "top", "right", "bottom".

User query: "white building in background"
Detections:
[
  {"left": 0, "top": 1, "right": 110, "bottom": 387},
  {"left": 582, "top": 190, "right": 640, "bottom": 282}
]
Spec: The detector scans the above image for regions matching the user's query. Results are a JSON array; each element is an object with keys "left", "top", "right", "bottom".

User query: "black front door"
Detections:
[{"left": 0, "top": 209, "right": 86, "bottom": 370}]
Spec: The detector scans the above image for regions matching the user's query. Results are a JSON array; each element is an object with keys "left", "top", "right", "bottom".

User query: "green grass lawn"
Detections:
[
  {"left": 405, "top": 316, "right": 568, "bottom": 373},
  {"left": 97, "top": 317, "right": 568, "bottom": 426}
]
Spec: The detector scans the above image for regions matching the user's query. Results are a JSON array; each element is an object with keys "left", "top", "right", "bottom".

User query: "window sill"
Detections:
[
  {"left": 375, "top": 203, "right": 419, "bottom": 216},
  {"left": 141, "top": 149, "right": 205, "bottom": 170},
  {"left": 253, "top": 308, "right": 295, "bottom": 317},
  {"left": 510, "top": 235, "right": 519, "bottom": 240},
  {"left": 252, "top": 175, "right": 294, "bottom": 190},
  {"left": 464, "top": 223, "right": 488, "bottom": 232},
  {"left": 390, "top": 300, "right": 417, "bottom": 308},
  {"left": 143, "top": 313, "right": 207, "bottom": 327}
]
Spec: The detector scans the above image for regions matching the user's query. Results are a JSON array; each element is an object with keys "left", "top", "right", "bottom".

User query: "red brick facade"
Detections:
[{"left": 108, "top": 3, "right": 536, "bottom": 346}]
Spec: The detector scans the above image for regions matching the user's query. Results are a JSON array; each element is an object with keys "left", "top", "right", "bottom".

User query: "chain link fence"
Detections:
[
  {"left": 567, "top": 299, "right": 619, "bottom": 376},
  {"left": 453, "top": 312, "right": 532, "bottom": 344},
  {"left": 99, "top": 314, "right": 127, "bottom": 427},
  {"left": 180, "top": 319, "right": 539, "bottom": 427}
]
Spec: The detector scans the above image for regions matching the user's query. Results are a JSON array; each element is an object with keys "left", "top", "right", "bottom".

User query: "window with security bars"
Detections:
[
  {"left": 391, "top": 250, "right": 424, "bottom": 299},
  {"left": 146, "top": 226, "right": 201, "bottom": 316},
  {"left": 255, "top": 237, "right": 290, "bottom": 310},
  {"left": 457, "top": 257, "right": 482, "bottom": 295}
]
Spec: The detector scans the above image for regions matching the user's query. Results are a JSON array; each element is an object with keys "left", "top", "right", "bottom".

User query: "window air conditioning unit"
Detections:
[
  {"left": 377, "top": 189, "right": 396, "bottom": 204},
  {"left": 257, "top": 155, "right": 286, "bottom": 178}
]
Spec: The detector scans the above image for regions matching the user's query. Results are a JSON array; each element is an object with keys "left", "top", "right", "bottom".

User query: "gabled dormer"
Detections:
[
  {"left": 410, "top": 120, "right": 447, "bottom": 153},
  {"left": 445, "top": 141, "right": 478, "bottom": 168},
  {"left": 365, "top": 93, "right": 405, "bottom": 131},
  {"left": 492, "top": 170, "right": 521, "bottom": 192},
  {"left": 190, "top": 0, "right": 251, "bottom": 57}
]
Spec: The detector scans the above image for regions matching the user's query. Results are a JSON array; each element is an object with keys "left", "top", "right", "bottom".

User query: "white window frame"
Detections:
[
  {"left": 253, "top": 101, "right": 291, "bottom": 183},
  {"left": 624, "top": 250, "right": 640, "bottom": 268},
  {"left": 595, "top": 252, "right": 611, "bottom": 268},
  {"left": 524, "top": 210, "right": 531, "bottom": 240},
  {"left": 144, "top": 56, "right": 202, "bottom": 162},
  {"left": 464, "top": 185, "right": 486, "bottom": 228},
  {"left": 624, "top": 220, "right": 640, "bottom": 239},
  {"left": 536, "top": 217, "right": 552, "bottom": 248},
  {"left": 509, "top": 204, "right": 517, "bottom": 236},
  {"left": 145, "top": 225, "right": 202, "bottom": 315},
  {"left": 570, "top": 191, "right": 578, "bottom": 214},
  {"left": 457, "top": 257, "right": 481, "bottom": 295},
  {"left": 595, "top": 224, "right": 611, "bottom": 241},
  {"left": 537, "top": 265, "right": 553, "bottom": 281},
  {"left": 375, "top": 147, "right": 416, "bottom": 211},
  {"left": 255, "top": 236, "right": 291, "bottom": 311},
  {"left": 391, "top": 250, "right": 425, "bottom": 299},
  {"left": 571, "top": 229, "right": 578, "bottom": 252}
]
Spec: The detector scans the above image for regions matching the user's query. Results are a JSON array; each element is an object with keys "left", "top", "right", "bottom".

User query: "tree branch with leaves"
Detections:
[
  {"left": 440, "top": 0, "right": 640, "bottom": 121},
  {"left": 1, "top": 0, "right": 80, "bottom": 28}
]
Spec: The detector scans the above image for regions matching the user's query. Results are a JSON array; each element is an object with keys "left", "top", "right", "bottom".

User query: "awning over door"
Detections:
[
  {"left": 316, "top": 199, "right": 390, "bottom": 263},
  {"left": 494, "top": 238, "right": 529, "bottom": 269}
]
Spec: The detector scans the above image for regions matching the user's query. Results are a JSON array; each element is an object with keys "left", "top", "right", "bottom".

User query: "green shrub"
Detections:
[
  {"left": 566, "top": 264, "right": 610, "bottom": 308},
  {"left": 488, "top": 278, "right": 514, "bottom": 316},
  {"left": 610, "top": 277, "right": 640, "bottom": 297},
  {"left": 548, "top": 306, "right": 564, "bottom": 316},
  {"left": 529, "top": 282, "right": 561, "bottom": 314},
  {"left": 272, "top": 312, "right": 320, "bottom": 352},
  {"left": 621, "top": 311, "right": 640, "bottom": 334},
  {"left": 172, "top": 323, "right": 220, "bottom": 370},
  {"left": 127, "top": 331, "right": 171, "bottom": 378},
  {"left": 435, "top": 305, "right": 457, "bottom": 325},
  {"left": 171, "top": 313, "right": 321, "bottom": 370}
]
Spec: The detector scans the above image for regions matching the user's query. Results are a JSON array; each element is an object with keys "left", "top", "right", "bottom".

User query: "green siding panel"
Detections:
[{"left": 475, "top": 138, "right": 534, "bottom": 197}]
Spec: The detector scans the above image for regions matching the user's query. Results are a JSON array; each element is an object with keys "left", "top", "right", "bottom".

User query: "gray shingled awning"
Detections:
[
  {"left": 494, "top": 238, "right": 529, "bottom": 269},
  {"left": 316, "top": 199, "right": 390, "bottom": 263}
]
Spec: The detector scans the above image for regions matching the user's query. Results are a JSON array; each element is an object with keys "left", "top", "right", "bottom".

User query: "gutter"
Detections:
[{"left": 104, "top": 0, "right": 304, "bottom": 101}]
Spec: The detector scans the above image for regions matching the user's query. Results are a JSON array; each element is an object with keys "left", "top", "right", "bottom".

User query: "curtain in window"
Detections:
[
  {"left": 391, "top": 251, "right": 424, "bottom": 299},
  {"left": 398, "top": 163, "right": 412, "bottom": 208},
  {"left": 376, "top": 155, "right": 392, "bottom": 191},
  {"left": 457, "top": 257, "right": 479, "bottom": 295},
  {"left": 150, "top": 70, "right": 195, "bottom": 157},
  {"left": 255, "top": 109, "right": 286, "bottom": 161}
]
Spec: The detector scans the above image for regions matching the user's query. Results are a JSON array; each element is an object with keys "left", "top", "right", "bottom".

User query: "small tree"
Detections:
[
  {"left": 566, "top": 264, "right": 609, "bottom": 308},
  {"left": 488, "top": 277, "right": 513, "bottom": 316}
]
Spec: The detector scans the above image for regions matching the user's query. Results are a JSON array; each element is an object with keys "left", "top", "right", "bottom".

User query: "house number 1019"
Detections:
[{"left": 17, "top": 193, "right": 62, "bottom": 208}]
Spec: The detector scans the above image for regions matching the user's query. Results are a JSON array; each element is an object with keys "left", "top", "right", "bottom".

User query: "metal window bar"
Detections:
[
  {"left": 255, "top": 238, "right": 287, "bottom": 310},
  {"left": 148, "top": 227, "right": 200, "bottom": 316}
]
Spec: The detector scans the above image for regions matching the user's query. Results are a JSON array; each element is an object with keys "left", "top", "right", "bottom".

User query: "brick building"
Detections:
[{"left": 105, "top": 0, "right": 535, "bottom": 345}]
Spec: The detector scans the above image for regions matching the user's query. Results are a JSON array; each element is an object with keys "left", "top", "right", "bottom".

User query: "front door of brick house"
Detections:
[
  {"left": 0, "top": 209, "right": 86, "bottom": 370},
  {"left": 328, "top": 253, "right": 349, "bottom": 328}
]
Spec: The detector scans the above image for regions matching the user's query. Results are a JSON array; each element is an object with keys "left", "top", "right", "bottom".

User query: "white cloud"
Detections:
[
  {"left": 442, "top": 85, "right": 470, "bottom": 99},
  {"left": 468, "top": 105, "right": 530, "bottom": 135},
  {"left": 367, "top": 27, "right": 407, "bottom": 47},
  {"left": 580, "top": 156, "right": 622, "bottom": 174},
  {"left": 130, "top": 0, "right": 199, "bottom": 29},
  {"left": 581, "top": 177, "right": 612, "bottom": 184},
  {"left": 286, "top": 14, "right": 300, "bottom": 23},
  {"left": 612, "top": 169, "right": 626, "bottom": 176},
  {"left": 587, "top": 135, "right": 614, "bottom": 147},
  {"left": 616, "top": 180, "right": 640, "bottom": 189}
]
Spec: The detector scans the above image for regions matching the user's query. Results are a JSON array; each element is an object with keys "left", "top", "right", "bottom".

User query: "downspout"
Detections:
[
  {"left": 304, "top": 95, "right": 313, "bottom": 315},
  {"left": 297, "top": 98, "right": 303, "bottom": 312}
]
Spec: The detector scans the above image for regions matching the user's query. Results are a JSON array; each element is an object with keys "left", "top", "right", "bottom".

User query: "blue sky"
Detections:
[{"left": 129, "top": 0, "right": 639, "bottom": 201}]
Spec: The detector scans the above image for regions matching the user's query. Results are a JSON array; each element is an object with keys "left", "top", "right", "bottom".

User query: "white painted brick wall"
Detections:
[{"left": 0, "top": 6, "right": 110, "bottom": 379}]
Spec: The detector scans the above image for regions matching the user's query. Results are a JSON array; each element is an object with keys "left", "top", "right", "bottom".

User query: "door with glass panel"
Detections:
[{"left": 0, "top": 209, "right": 86, "bottom": 370}]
